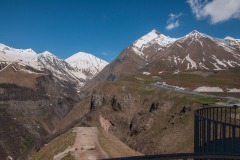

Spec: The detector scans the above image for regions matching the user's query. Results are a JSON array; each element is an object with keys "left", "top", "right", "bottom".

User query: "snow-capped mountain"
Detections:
[
  {"left": 66, "top": 52, "right": 108, "bottom": 79},
  {"left": 0, "top": 43, "right": 39, "bottom": 68},
  {"left": 0, "top": 43, "right": 108, "bottom": 88},
  {"left": 131, "top": 29, "right": 177, "bottom": 59},
  {"left": 149, "top": 30, "right": 240, "bottom": 71},
  {"left": 223, "top": 36, "right": 240, "bottom": 51},
  {"left": 83, "top": 29, "right": 240, "bottom": 90}
]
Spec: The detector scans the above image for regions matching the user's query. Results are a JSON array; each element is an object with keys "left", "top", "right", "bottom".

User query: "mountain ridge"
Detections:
[
  {"left": 0, "top": 43, "right": 109, "bottom": 88},
  {"left": 82, "top": 29, "right": 240, "bottom": 91}
]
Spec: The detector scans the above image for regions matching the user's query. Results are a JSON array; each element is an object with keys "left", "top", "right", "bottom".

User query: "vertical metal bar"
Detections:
[
  {"left": 225, "top": 107, "right": 227, "bottom": 123},
  {"left": 207, "top": 107, "right": 210, "bottom": 153},
  {"left": 212, "top": 108, "right": 214, "bottom": 152},
  {"left": 199, "top": 111, "right": 202, "bottom": 152},
  {"left": 207, "top": 119, "right": 211, "bottom": 152},
  {"left": 220, "top": 108, "right": 223, "bottom": 140},
  {"left": 214, "top": 121, "right": 218, "bottom": 152},
  {"left": 222, "top": 124, "right": 226, "bottom": 153},
  {"left": 203, "top": 116, "right": 206, "bottom": 152},
  {"left": 212, "top": 108, "right": 215, "bottom": 141},
  {"left": 232, "top": 125, "right": 236, "bottom": 153},
  {"left": 233, "top": 108, "right": 237, "bottom": 153},
  {"left": 194, "top": 112, "right": 199, "bottom": 153},
  {"left": 234, "top": 108, "right": 237, "bottom": 125},
  {"left": 213, "top": 108, "right": 215, "bottom": 146},
  {"left": 229, "top": 108, "right": 232, "bottom": 138},
  {"left": 238, "top": 107, "right": 240, "bottom": 139},
  {"left": 216, "top": 108, "right": 218, "bottom": 144}
]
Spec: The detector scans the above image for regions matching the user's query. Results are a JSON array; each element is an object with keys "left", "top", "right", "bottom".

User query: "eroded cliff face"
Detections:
[
  {"left": 79, "top": 83, "right": 198, "bottom": 155},
  {"left": 0, "top": 74, "right": 80, "bottom": 160}
]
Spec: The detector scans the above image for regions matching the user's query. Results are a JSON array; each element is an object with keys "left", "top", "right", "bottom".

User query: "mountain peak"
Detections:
[
  {"left": 150, "top": 29, "right": 161, "bottom": 35},
  {"left": 191, "top": 30, "right": 199, "bottom": 33},
  {"left": 133, "top": 29, "right": 175, "bottom": 50},
  {"left": 66, "top": 52, "right": 98, "bottom": 63},
  {"left": 224, "top": 36, "right": 240, "bottom": 42},
  {"left": 66, "top": 51, "right": 109, "bottom": 78},
  {"left": 189, "top": 30, "right": 205, "bottom": 36},
  {"left": 181, "top": 30, "right": 210, "bottom": 41},
  {"left": 41, "top": 51, "right": 54, "bottom": 56},
  {"left": 24, "top": 48, "right": 36, "bottom": 54}
]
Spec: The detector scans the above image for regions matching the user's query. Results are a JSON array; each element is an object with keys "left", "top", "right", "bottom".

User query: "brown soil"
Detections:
[{"left": 0, "top": 63, "right": 44, "bottom": 89}]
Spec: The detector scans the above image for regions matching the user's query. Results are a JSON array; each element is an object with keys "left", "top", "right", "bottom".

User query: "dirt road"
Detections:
[{"left": 72, "top": 127, "right": 108, "bottom": 160}]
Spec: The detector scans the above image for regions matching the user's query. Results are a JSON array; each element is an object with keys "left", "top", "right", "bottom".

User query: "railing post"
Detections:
[
  {"left": 222, "top": 123, "right": 226, "bottom": 153},
  {"left": 194, "top": 111, "right": 199, "bottom": 153},
  {"left": 202, "top": 113, "right": 206, "bottom": 152}
]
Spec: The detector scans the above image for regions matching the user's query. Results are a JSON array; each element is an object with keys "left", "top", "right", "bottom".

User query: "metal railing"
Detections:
[
  {"left": 102, "top": 153, "right": 240, "bottom": 159},
  {"left": 104, "top": 106, "right": 240, "bottom": 160},
  {"left": 194, "top": 106, "right": 240, "bottom": 154}
]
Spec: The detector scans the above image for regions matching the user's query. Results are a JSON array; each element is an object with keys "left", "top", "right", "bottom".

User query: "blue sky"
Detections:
[{"left": 0, "top": 0, "right": 240, "bottom": 62}]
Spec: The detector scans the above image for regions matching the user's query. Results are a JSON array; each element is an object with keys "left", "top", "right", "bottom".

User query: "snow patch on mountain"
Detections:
[
  {"left": 142, "top": 72, "right": 151, "bottom": 75},
  {"left": 194, "top": 86, "right": 223, "bottom": 92},
  {"left": 227, "top": 88, "right": 240, "bottom": 93},
  {"left": 185, "top": 54, "right": 197, "bottom": 69},
  {"left": 211, "top": 55, "right": 227, "bottom": 68},
  {"left": 199, "top": 62, "right": 209, "bottom": 70}
]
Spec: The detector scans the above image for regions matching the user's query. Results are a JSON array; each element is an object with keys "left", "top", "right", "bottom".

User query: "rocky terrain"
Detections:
[
  {"left": 0, "top": 45, "right": 108, "bottom": 159},
  {"left": 70, "top": 29, "right": 240, "bottom": 156},
  {"left": 0, "top": 63, "right": 80, "bottom": 160},
  {"left": 1, "top": 29, "right": 240, "bottom": 159}
]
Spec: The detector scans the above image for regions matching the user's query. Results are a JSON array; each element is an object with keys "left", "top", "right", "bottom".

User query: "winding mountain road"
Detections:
[{"left": 152, "top": 83, "right": 240, "bottom": 106}]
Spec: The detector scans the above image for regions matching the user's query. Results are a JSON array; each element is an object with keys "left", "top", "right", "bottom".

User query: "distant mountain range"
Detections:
[
  {"left": 0, "top": 44, "right": 108, "bottom": 88},
  {"left": 83, "top": 29, "right": 240, "bottom": 90},
  {"left": 1, "top": 29, "right": 240, "bottom": 90}
]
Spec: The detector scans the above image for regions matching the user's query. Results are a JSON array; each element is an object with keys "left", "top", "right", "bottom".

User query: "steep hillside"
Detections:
[
  {"left": 61, "top": 73, "right": 210, "bottom": 154},
  {"left": 30, "top": 127, "right": 141, "bottom": 160},
  {"left": 82, "top": 30, "right": 174, "bottom": 91},
  {"left": 82, "top": 47, "right": 147, "bottom": 91},
  {"left": 0, "top": 63, "right": 79, "bottom": 160}
]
